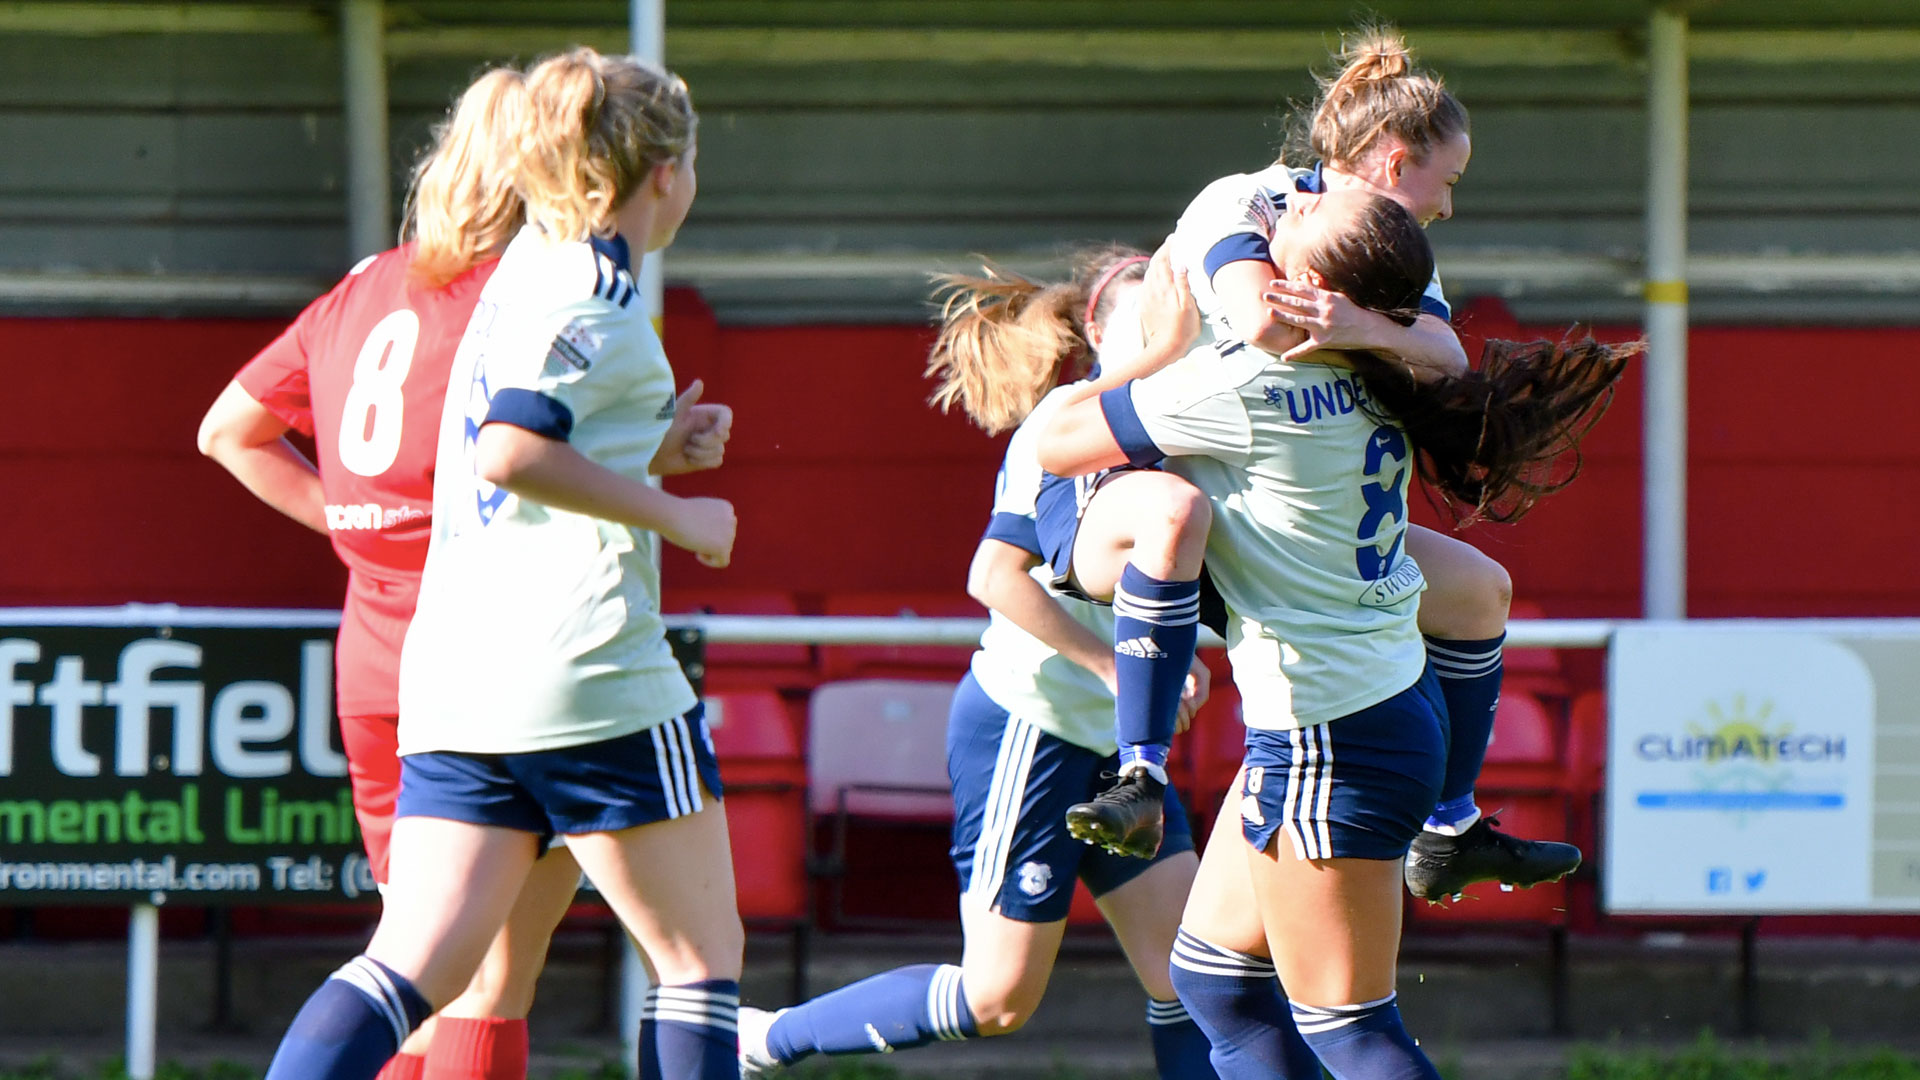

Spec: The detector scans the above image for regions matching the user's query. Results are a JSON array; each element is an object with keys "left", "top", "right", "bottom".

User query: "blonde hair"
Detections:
[
  {"left": 1284, "top": 25, "right": 1469, "bottom": 169},
  {"left": 925, "top": 247, "right": 1146, "bottom": 435},
  {"left": 517, "top": 47, "right": 697, "bottom": 243},
  {"left": 404, "top": 66, "right": 531, "bottom": 286}
]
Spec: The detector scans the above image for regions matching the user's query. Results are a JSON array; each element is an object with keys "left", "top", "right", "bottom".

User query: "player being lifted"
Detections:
[
  {"left": 1039, "top": 205, "right": 1630, "bottom": 1078},
  {"left": 198, "top": 63, "right": 729, "bottom": 1080},
  {"left": 737, "top": 249, "right": 1216, "bottom": 1078},
  {"left": 1063, "top": 26, "right": 1584, "bottom": 907},
  {"left": 257, "top": 48, "right": 740, "bottom": 1080}
]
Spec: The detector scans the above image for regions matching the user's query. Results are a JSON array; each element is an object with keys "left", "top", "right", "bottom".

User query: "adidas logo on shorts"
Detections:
[{"left": 1115, "top": 636, "right": 1167, "bottom": 659}]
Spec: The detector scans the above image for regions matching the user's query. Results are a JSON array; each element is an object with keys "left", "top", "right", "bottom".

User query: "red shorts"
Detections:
[{"left": 338, "top": 713, "right": 402, "bottom": 885}]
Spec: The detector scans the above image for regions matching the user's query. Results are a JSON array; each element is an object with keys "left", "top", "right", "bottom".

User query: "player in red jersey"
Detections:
[{"left": 197, "top": 68, "right": 731, "bottom": 1080}]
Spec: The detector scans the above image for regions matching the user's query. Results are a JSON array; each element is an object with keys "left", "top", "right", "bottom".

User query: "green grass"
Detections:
[{"left": 5, "top": 1036, "right": 1917, "bottom": 1080}]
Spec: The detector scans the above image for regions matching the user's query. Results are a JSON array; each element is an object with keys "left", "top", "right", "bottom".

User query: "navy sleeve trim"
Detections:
[
  {"left": 1421, "top": 294, "right": 1453, "bottom": 321},
  {"left": 1203, "top": 233, "right": 1272, "bottom": 281},
  {"left": 484, "top": 388, "right": 574, "bottom": 441},
  {"left": 982, "top": 512, "right": 1042, "bottom": 556},
  {"left": 1099, "top": 385, "right": 1165, "bottom": 468}
]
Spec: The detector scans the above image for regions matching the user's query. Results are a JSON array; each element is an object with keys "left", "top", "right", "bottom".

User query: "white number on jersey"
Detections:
[{"left": 337, "top": 309, "right": 420, "bottom": 477}]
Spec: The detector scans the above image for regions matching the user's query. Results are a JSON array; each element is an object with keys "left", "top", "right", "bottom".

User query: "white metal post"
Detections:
[
  {"left": 620, "top": 10, "right": 667, "bottom": 1075},
  {"left": 341, "top": 0, "right": 391, "bottom": 260},
  {"left": 126, "top": 902, "right": 160, "bottom": 1080},
  {"left": 1643, "top": 6, "right": 1689, "bottom": 619}
]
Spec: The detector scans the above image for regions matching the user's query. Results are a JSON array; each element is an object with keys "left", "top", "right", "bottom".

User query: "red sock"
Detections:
[
  {"left": 374, "top": 1053, "right": 426, "bottom": 1080},
  {"left": 423, "top": 1017, "right": 530, "bottom": 1080}
]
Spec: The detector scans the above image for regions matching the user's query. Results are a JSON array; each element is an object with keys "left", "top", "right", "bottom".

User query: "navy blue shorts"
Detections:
[
  {"left": 947, "top": 673, "right": 1194, "bottom": 923},
  {"left": 1239, "top": 667, "right": 1447, "bottom": 861},
  {"left": 396, "top": 706, "right": 724, "bottom": 846}
]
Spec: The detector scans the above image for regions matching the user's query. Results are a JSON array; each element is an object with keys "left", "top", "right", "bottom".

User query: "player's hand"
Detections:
[
  {"left": 1175, "top": 656, "right": 1211, "bottom": 734},
  {"left": 664, "top": 495, "right": 736, "bottom": 568},
  {"left": 650, "top": 380, "right": 734, "bottom": 475},
  {"left": 1136, "top": 242, "right": 1201, "bottom": 361},
  {"left": 1262, "top": 279, "right": 1393, "bottom": 363}
]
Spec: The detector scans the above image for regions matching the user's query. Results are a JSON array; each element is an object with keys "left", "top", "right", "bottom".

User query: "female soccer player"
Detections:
[
  {"left": 737, "top": 249, "right": 1219, "bottom": 1078},
  {"left": 196, "top": 67, "right": 723, "bottom": 1080},
  {"left": 1040, "top": 193, "right": 1630, "bottom": 1078},
  {"left": 1072, "top": 27, "right": 1580, "bottom": 905},
  {"left": 258, "top": 48, "right": 740, "bottom": 1080}
]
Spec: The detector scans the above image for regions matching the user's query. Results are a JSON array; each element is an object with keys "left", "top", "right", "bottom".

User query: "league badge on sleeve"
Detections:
[{"left": 545, "top": 318, "right": 604, "bottom": 374}]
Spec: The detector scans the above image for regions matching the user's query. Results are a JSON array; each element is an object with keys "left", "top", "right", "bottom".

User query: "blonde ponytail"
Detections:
[
  {"left": 1283, "top": 24, "right": 1468, "bottom": 170},
  {"left": 924, "top": 247, "right": 1147, "bottom": 435},
  {"left": 404, "top": 66, "right": 530, "bottom": 286},
  {"left": 517, "top": 47, "right": 696, "bottom": 243}
]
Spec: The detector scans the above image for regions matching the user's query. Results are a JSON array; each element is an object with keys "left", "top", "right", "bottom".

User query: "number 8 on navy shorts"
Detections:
[
  {"left": 397, "top": 705, "right": 724, "bottom": 847},
  {"left": 1240, "top": 666, "right": 1447, "bottom": 861}
]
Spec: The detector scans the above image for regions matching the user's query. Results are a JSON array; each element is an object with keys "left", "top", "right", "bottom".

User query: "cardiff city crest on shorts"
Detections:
[{"left": 1016, "top": 860, "right": 1053, "bottom": 898}]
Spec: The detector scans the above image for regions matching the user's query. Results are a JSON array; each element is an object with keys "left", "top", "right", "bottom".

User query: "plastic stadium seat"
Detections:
[
  {"left": 807, "top": 679, "right": 959, "bottom": 930},
  {"left": 661, "top": 588, "right": 816, "bottom": 692},
  {"left": 1181, "top": 677, "right": 1245, "bottom": 821},
  {"left": 707, "top": 690, "right": 812, "bottom": 997},
  {"left": 1505, "top": 599, "right": 1571, "bottom": 700},
  {"left": 1566, "top": 690, "right": 1608, "bottom": 799},
  {"left": 818, "top": 592, "right": 984, "bottom": 680},
  {"left": 1478, "top": 691, "right": 1563, "bottom": 792}
]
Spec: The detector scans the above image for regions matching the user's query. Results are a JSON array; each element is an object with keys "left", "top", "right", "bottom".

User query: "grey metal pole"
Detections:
[
  {"left": 619, "top": 13, "right": 667, "bottom": 1074},
  {"left": 1643, "top": 6, "right": 1689, "bottom": 619},
  {"left": 126, "top": 901, "right": 160, "bottom": 1080},
  {"left": 341, "top": 0, "right": 391, "bottom": 260}
]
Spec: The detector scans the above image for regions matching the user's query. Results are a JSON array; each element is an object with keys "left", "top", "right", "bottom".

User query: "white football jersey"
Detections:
[
  {"left": 1169, "top": 161, "right": 1451, "bottom": 345},
  {"left": 969, "top": 387, "right": 1120, "bottom": 754},
  {"left": 1101, "top": 339, "right": 1427, "bottom": 730},
  {"left": 399, "top": 226, "right": 696, "bottom": 755}
]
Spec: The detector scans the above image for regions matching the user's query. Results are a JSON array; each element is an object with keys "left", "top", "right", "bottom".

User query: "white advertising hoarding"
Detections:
[{"left": 1606, "top": 624, "right": 1920, "bottom": 913}]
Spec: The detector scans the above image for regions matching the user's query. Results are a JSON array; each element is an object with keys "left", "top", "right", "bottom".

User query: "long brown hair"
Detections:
[
  {"left": 925, "top": 246, "right": 1147, "bottom": 435},
  {"left": 1301, "top": 194, "right": 1631, "bottom": 523},
  {"left": 404, "top": 66, "right": 531, "bottom": 286},
  {"left": 1282, "top": 25, "right": 1469, "bottom": 170}
]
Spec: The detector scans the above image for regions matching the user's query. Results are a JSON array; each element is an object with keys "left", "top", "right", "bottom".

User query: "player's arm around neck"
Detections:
[
  {"left": 196, "top": 381, "right": 327, "bottom": 534},
  {"left": 967, "top": 539, "right": 1117, "bottom": 692},
  {"left": 474, "top": 422, "right": 736, "bottom": 567}
]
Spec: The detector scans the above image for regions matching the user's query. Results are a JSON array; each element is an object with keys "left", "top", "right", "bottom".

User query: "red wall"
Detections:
[{"left": 2, "top": 290, "right": 1916, "bottom": 619}]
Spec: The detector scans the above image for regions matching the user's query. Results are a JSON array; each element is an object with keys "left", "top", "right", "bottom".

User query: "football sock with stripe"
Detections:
[
  {"left": 638, "top": 980, "right": 739, "bottom": 1080},
  {"left": 423, "top": 1017, "right": 527, "bottom": 1080},
  {"left": 764, "top": 963, "right": 977, "bottom": 1064},
  {"left": 1113, "top": 564, "right": 1202, "bottom": 785},
  {"left": 265, "top": 955, "right": 433, "bottom": 1080},
  {"left": 1167, "top": 929, "right": 1319, "bottom": 1080},
  {"left": 1291, "top": 993, "right": 1440, "bottom": 1080},
  {"left": 1145, "top": 996, "right": 1220, "bottom": 1080},
  {"left": 1424, "top": 633, "right": 1505, "bottom": 833}
]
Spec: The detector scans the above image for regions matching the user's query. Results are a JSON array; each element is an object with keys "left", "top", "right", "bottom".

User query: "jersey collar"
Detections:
[
  {"left": 1299, "top": 162, "right": 1327, "bottom": 193},
  {"left": 590, "top": 233, "right": 633, "bottom": 273}
]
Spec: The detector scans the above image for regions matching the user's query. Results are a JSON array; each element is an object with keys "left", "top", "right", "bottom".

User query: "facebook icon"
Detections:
[{"left": 1707, "top": 868, "right": 1732, "bottom": 894}]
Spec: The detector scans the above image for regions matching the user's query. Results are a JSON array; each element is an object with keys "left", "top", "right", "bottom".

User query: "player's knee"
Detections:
[
  {"left": 647, "top": 915, "right": 746, "bottom": 985},
  {"left": 966, "top": 980, "right": 1044, "bottom": 1037},
  {"left": 1425, "top": 553, "right": 1512, "bottom": 639},
  {"left": 1133, "top": 478, "right": 1212, "bottom": 559}
]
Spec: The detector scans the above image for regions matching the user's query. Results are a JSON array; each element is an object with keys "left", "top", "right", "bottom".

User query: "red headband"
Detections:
[{"left": 1083, "top": 255, "right": 1151, "bottom": 335}]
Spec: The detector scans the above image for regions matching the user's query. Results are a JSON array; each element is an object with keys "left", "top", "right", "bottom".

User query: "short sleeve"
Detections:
[
  {"left": 1103, "top": 348, "right": 1257, "bottom": 466},
  {"left": 480, "top": 301, "right": 633, "bottom": 441},
  {"left": 980, "top": 406, "right": 1047, "bottom": 556},
  {"left": 1172, "top": 172, "right": 1278, "bottom": 287},
  {"left": 1421, "top": 267, "right": 1452, "bottom": 321},
  {"left": 234, "top": 296, "right": 325, "bottom": 436}
]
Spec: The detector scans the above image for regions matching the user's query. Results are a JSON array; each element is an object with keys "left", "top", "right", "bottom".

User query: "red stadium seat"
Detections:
[
  {"left": 1505, "top": 599, "right": 1571, "bottom": 700},
  {"left": 706, "top": 691, "right": 811, "bottom": 995},
  {"left": 818, "top": 592, "right": 984, "bottom": 680},
  {"left": 1180, "top": 674, "right": 1245, "bottom": 822},
  {"left": 1566, "top": 690, "right": 1608, "bottom": 800},
  {"left": 807, "top": 679, "right": 959, "bottom": 929},
  {"left": 662, "top": 588, "right": 817, "bottom": 692},
  {"left": 1478, "top": 691, "right": 1564, "bottom": 792}
]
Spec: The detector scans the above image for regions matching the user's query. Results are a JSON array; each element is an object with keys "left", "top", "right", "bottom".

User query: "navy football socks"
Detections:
[
  {"left": 1113, "top": 564, "right": 1202, "bottom": 784},
  {"left": 1425, "top": 633, "right": 1505, "bottom": 832},
  {"left": 1146, "top": 996, "right": 1221, "bottom": 1079},
  {"left": 1291, "top": 993, "right": 1439, "bottom": 1079},
  {"left": 766, "top": 963, "right": 977, "bottom": 1063},
  {"left": 639, "top": 980, "right": 739, "bottom": 1080},
  {"left": 1168, "top": 928, "right": 1320, "bottom": 1079},
  {"left": 264, "top": 956, "right": 432, "bottom": 1080}
]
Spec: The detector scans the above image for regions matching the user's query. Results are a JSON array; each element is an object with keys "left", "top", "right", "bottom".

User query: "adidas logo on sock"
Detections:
[
  {"left": 864, "top": 1023, "right": 895, "bottom": 1053},
  {"left": 1116, "top": 636, "right": 1167, "bottom": 659}
]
